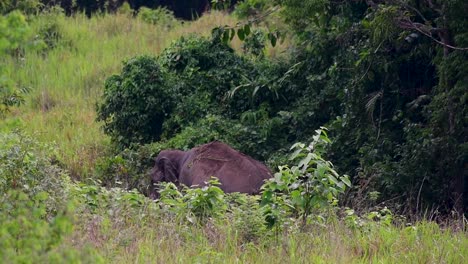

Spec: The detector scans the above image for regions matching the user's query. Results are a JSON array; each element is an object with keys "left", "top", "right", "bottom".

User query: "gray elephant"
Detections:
[{"left": 150, "top": 141, "right": 272, "bottom": 198}]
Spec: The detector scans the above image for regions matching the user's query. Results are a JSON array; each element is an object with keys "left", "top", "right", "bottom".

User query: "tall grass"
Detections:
[
  {"left": 2, "top": 11, "right": 288, "bottom": 178},
  {"left": 67, "top": 213, "right": 468, "bottom": 263}
]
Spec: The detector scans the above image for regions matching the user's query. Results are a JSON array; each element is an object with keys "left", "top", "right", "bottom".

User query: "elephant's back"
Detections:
[
  {"left": 192, "top": 141, "right": 264, "bottom": 169},
  {"left": 185, "top": 141, "right": 272, "bottom": 193}
]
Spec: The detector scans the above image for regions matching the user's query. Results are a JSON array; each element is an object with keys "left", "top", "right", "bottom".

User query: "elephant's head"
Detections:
[{"left": 149, "top": 150, "right": 185, "bottom": 198}]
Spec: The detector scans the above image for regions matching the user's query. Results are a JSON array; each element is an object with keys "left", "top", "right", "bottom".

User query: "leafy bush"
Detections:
[
  {"left": 137, "top": 7, "right": 179, "bottom": 29},
  {"left": 227, "top": 194, "right": 268, "bottom": 243},
  {"left": 33, "top": 7, "right": 68, "bottom": 51},
  {"left": 261, "top": 128, "right": 351, "bottom": 227},
  {"left": 71, "top": 183, "right": 155, "bottom": 216},
  {"left": 94, "top": 146, "right": 154, "bottom": 194},
  {"left": 156, "top": 113, "right": 287, "bottom": 159},
  {"left": 242, "top": 28, "right": 267, "bottom": 58},
  {"left": 0, "top": 0, "right": 42, "bottom": 15},
  {"left": 158, "top": 35, "right": 258, "bottom": 121},
  {"left": 158, "top": 179, "right": 228, "bottom": 224},
  {"left": 0, "top": 132, "right": 103, "bottom": 262},
  {"left": 0, "top": 11, "right": 31, "bottom": 54},
  {"left": 97, "top": 35, "right": 266, "bottom": 150},
  {"left": 96, "top": 55, "right": 174, "bottom": 147},
  {"left": 234, "top": 0, "right": 272, "bottom": 19},
  {"left": 0, "top": 11, "right": 31, "bottom": 116}
]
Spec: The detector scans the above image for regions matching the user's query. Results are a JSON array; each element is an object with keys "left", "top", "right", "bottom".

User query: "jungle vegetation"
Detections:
[{"left": 0, "top": 0, "right": 467, "bottom": 262}]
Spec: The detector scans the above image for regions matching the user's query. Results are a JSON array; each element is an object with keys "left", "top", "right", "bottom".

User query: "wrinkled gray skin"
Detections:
[{"left": 150, "top": 141, "right": 272, "bottom": 198}]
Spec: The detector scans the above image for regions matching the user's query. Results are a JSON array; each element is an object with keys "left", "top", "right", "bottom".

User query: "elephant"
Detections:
[{"left": 149, "top": 141, "right": 273, "bottom": 198}]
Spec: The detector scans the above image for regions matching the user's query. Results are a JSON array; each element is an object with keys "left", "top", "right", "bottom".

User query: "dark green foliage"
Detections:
[
  {"left": 137, "top": 6, "right": 179, "bottom": 29},
  {"left": 94, "top": 149, "right": 152, "bottom": 193},
  {"left": 159, "top": 113, "right": 287, "bottom": 160},
  {"left": 158, "top": 36, "right": 244, "bottom": 123},
  {"left": 234, "top": 0, "right": 271, "bottom": 19},
  {"left": 94, "top": 0, "right": 466, "bottom": 215},
  {"left": 96, "top": 55, "right": 173, "bottom": 147},
  {"left": 242, "top": 28, "right": 266, "bottom": 58},
  {"left": 261, "top": 128, "right": 350, "bottom": 227},
  {"left": 97, "top": 36, "right": 265, "bottom": 149},
  {"left": 274, "top": 0, "right": 468, "bottom": 214},
  {"left": 158, "top": 35, "right": 257, "bottom": 121}
]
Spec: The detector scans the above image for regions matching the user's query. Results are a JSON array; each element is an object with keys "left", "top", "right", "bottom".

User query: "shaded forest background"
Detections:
[{"left": 3, "top": 0, "right": 240, "bottom": 18}]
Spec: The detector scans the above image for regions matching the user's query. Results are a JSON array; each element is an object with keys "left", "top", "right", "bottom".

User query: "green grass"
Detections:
[{"left": 66, "top": 213, "right": 467, "bottom": 263}]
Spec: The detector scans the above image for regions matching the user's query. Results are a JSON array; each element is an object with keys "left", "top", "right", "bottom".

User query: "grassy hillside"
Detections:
[{"left": 1, "top": 11, "right": 255, "bottom": 178}]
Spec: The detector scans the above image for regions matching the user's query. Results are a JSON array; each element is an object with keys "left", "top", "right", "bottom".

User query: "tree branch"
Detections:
[{"left": 398, "top": 17, "right": 468, "bottom": 51}]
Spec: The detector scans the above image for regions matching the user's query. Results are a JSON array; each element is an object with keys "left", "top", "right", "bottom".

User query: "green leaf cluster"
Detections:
[
  {"left": 96, "top": 55, "right": 173, "bottom": 147},
  {"left": 137, "top": 7, "right": 180, "bottom": 29},
  {"left": 261, "top": 128, "right": 351, "bottom": 227},
  {"left": 158, "top": 178, "right": 228, "bottom": 223},
  {"left": 0, "top": 11, "right": 31, "bottom": 116}
]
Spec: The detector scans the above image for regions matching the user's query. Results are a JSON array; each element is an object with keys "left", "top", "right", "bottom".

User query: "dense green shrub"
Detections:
[
  {"left": 0, "top": 11, "right": 31, "bottom": 116},
  {"left": 157, "top": 179, "right": 228, "bottom": 224},
  {"left": 234, "top": 0, "right": 271, "bottom": 19},
  {"left": 0, "top": 132, "right": 71, "bottom": 215},
  {"left": 261, "top": 128, "right": 351, "bottom": 227},
  {"left": 94, "top": 146, "right": 154, "bottom": 195},
  {"left": 159, "top": 35, "right": 258, "bottom": 125},
  {"left": 97, "top": 36, "right": 268, "bottom": 150},
  {"left": 227, "top": 194, "right": 268, "bottom": 243},
  {"left": 33, "top": 7, "right": 69, "bottom": 51},
  {"left": 155, "top": 112, "right": 286, "bottom": 157},
  {"left": 0, "top": 0, "right": 42, "bottom": 15},
  {"left": 137, "top": 7, "right": 179, "bottom": 29},
  {"left": 157, "top": 36, "right": 293, "bottom": 157},
  {"left": 242, "top": 28, "right": 266, "bottom": 58},
  {"left": 96, "top": 55, "right": 174, "bottom": 147}
]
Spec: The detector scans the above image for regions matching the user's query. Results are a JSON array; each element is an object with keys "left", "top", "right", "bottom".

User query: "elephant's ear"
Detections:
[{"left": 158, "top": 158, "right": 178, "bottom": 183}]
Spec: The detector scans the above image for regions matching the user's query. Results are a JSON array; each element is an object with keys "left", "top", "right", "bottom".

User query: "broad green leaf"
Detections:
[
  {"left": 341, "top": 175, "right": 352, "bottom": 187},
  {"left": 290, "top": 142, "right": 305, "bottom": 150},
  {"left": 237, "top": 28, "right": 245, "bottom": 40},
  {"left": 268, "top": 33, "right": 277, "bottom": 47},
  {"left": 230, "top": 28, "right": 235, "bottom": 40},
  {"left": 298, "top": 153, "right": 314, "bottom": 172},
  {"left": 289, "top": 147, "right": 303, "bottom": 160},
  {"left": 328, "top": 175, "right": 339, "bottom": 185},
  {"left": 243, "top": 24, "right": 251, "bottom": 36},
  {"left": 222, "top": 30, "right": 230, "bottom": 43}
]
